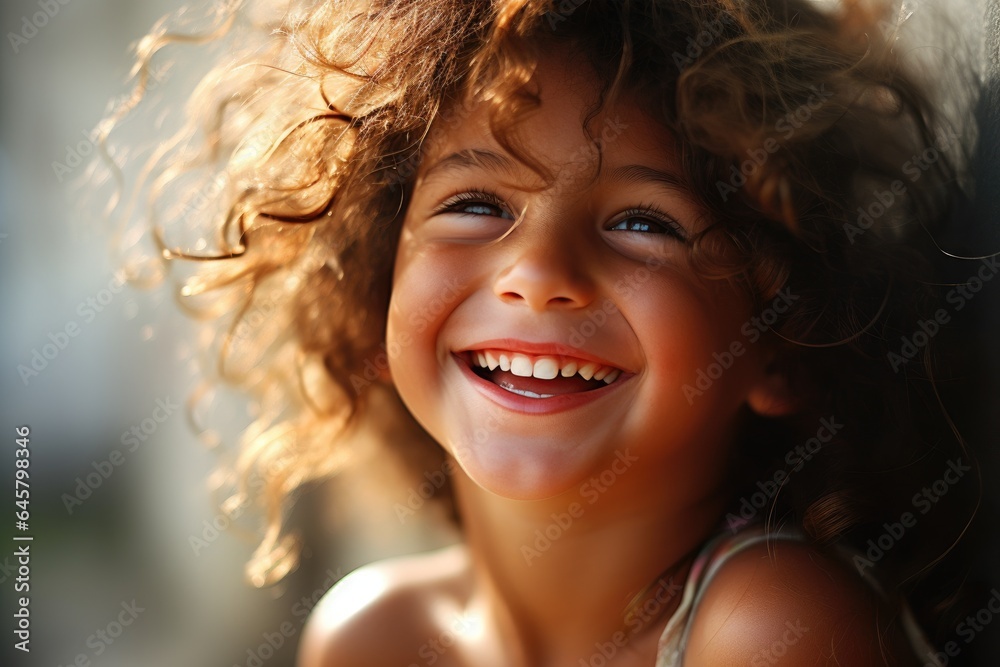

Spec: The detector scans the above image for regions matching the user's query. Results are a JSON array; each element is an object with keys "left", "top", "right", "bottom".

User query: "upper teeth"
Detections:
[{"left": 471, "top": 349, "right": 623, "bottom": 385}]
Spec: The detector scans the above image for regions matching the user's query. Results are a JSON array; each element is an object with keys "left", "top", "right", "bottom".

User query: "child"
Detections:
[{"left": 102, "top": 0, "right": 984, "bottom": 664}]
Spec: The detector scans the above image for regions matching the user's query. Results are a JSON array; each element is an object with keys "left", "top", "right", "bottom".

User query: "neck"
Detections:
[{"left": 451, "top": 456, "right": 729, "bottom": 667}]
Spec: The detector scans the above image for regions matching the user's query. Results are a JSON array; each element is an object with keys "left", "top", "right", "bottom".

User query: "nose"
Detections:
[{"left": 492, "top": 224, "right": 597, "bottom": 311}]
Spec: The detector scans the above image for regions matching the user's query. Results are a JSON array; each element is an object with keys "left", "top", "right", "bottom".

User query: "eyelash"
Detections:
[
  {"left": 613, "top": 203, "right": 687, "bottom": 241},
  {"left": 433, "top": 190, "right": 514, "bottom": 219},
  {"left": 432, "top": 188, "right": 688, "bottom": 241}
]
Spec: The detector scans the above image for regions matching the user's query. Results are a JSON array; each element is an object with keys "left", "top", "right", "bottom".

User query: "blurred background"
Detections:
[
  {"left": 0, "top": 0, "right": 999, "bottom": 666},
  {"left": 0, "top": 3, "right": 459, "bottom": 667}
]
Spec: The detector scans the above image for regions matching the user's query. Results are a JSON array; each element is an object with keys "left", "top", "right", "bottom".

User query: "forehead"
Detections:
[{"left": 414, "top": 45, "right": 680, "bottom": 189}]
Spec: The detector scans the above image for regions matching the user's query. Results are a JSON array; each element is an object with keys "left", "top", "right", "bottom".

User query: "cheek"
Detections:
[
  {"left": 385, "top": 260, "right": 441, "bottom": 441},
  {"left": 385, "top": 246, "right": 472, "bottom": 415},
  {"left": 390, "top": 243, "right": 475, "bottom": 325},
  {"left": 607, "top": 278, "right": 759, "bottom": 485},
  {"left": 628, "top": 275, "right": 760, "bottom": 416},
  {"left": 387, "top": 257, "right": 444, "bottom": 373}
]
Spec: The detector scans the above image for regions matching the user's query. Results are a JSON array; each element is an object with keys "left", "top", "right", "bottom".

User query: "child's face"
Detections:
[{"left": 386, "top": 47, "right": 782, "bottom": 501}]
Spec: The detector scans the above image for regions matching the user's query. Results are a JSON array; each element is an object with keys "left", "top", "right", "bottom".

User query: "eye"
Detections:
[
  {"left": 607, "top": 206, "right": 687, "bottom": 242},
  {"left": 434, "top": 190, "right": 516, "bottom": 220}
]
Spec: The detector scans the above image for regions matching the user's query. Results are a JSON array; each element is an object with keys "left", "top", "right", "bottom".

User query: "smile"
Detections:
[
  {"left": 452, "top": 347, "right": 632, "bottom": 415},
  {"left": 467, "top": 348, "right": 623, "bottom": 385}
]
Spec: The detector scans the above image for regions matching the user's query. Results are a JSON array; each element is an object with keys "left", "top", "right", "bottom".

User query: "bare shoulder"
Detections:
[
  {"left": 297, "top": 543, "right": 470, "bottom": 667},
  {"left": 682, "top": 537, "right": 921, "bottom": 667}
]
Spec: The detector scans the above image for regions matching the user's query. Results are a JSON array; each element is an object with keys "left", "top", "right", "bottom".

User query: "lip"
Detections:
[
  {"left": 455, "top": 338, "right": 629, "bottom": 372},
  {"left": 451, "top": 350, "right": 633, "bottom": 416}
]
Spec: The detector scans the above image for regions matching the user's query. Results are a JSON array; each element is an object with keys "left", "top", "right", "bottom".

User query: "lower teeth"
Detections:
[{"left": 497, "top": 381, "right": 555, "bottom": 399}]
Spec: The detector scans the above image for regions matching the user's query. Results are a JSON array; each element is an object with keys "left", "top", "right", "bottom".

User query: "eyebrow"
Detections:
[
  {"left": 421, "top": 148, "right": 522, "bottom": 182},
  {"left": 607, "top": 164, "right": 690, "bottom": 195},
  {"left": 419, "top": 147, "right": 694, "bottom": 199}
]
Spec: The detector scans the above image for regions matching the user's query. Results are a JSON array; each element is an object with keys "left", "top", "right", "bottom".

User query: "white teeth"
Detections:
[
  {"left": 510, "top": 355, "right": 533, "bottom": 377},
  {"left": 532, "top": 357, "right": 559, "bottom": 380},
  {"left": 468, "top": 349, "right": 624, "bottom": 385}
]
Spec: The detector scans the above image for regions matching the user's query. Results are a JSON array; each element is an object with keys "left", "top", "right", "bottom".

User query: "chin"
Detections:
[{"left": 446, "top": 429, "right": 600, "bottom": 501}]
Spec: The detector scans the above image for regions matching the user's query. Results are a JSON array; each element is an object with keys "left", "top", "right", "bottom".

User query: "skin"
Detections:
[{"left": 298, "top": 45, "right": 916, "bottom": 667}]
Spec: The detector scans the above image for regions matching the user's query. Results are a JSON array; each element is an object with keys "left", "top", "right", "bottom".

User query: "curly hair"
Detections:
[{"left": 99, "top": 0, "right": 980, "bottom": 643}]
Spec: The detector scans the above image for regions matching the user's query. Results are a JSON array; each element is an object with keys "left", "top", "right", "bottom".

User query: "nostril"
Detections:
[
  {"left": 496, "top": 292, "right": 585, "bottom": 312},
  {"left": 492, "top": 260, "right": 597, "bottom": 312}
]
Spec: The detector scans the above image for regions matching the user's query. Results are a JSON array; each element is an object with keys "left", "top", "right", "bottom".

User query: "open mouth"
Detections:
[{"left": 459, "top": 348, "right": 625, "bottom": 399}]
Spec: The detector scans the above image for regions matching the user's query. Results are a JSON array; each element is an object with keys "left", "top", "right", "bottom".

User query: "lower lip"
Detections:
[{"left": 451, "top": 353, "right": 631, "bottom": 416}]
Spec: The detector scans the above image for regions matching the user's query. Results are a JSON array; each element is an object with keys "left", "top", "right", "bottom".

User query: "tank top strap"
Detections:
[{"left": 653, "top": 524, "right": 936, "bottom": 666}]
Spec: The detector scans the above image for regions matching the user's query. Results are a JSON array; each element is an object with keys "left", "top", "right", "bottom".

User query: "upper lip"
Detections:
[{"left": 455, "top": 338, "right": 629, "bottom": 372}]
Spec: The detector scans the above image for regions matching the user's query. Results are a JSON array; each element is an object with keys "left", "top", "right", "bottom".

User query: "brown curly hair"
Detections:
[{"left": 98, "top": 0, "right": 981, "bottom": 643}]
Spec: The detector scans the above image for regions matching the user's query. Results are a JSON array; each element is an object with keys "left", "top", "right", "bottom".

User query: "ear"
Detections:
[{"left": 745, "top": 356, "right": 801, "bottom": 417}]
